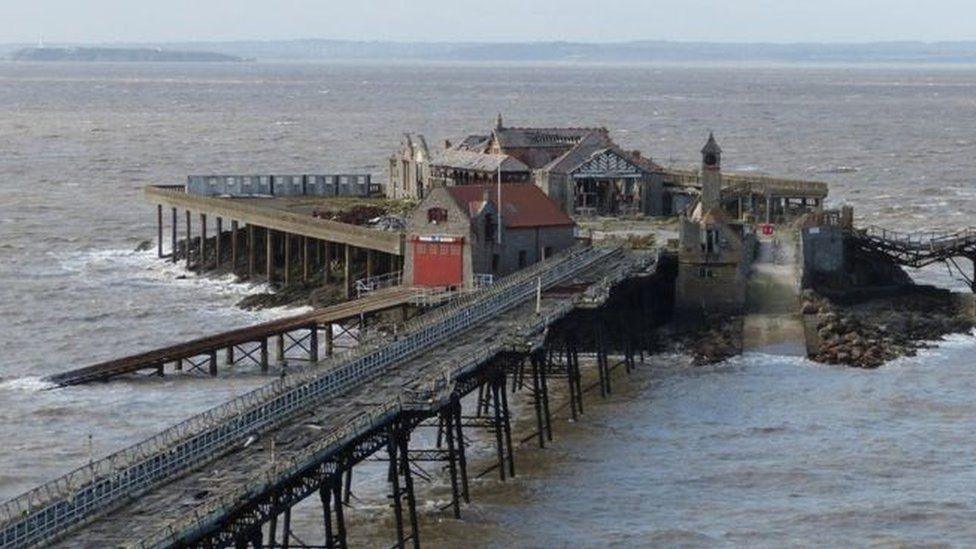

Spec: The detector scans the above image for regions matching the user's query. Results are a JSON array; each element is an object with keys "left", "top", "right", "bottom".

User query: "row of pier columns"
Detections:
[
  {"left": 230, "top": 330, "right": 643, "bottom": 548},
  {"left": 156, "top": 204, "right": 401, "bottom": 299}
]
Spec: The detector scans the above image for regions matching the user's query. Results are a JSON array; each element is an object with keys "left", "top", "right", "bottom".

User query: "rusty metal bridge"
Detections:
[
  {"left": 1, "top": 244, "right": 656, "bottom": 549},
  {"left": 851, "top": 225, "right": 976, "bottom": 289}
]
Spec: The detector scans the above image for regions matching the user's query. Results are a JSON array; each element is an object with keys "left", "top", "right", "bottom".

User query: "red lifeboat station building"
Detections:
[{"left": 403, "top": 184, "right": 576, "bottom": 289}]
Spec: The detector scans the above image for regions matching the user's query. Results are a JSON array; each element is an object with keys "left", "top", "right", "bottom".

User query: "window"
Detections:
[
  {"left": 518, "top": 250, "right": 527, "bottom": 268},
  {"left": 701, "top": 228, "right": 719, "bottom": 253},
  {"left": 698, "top": 267, "right": 714, "bottom": 278},
  {"left": 427, "top": 207, "right": 448, "bottom": 224},
  {"left": 492, "top": 254, "right": 500, "bottom": 272},
  {"left": 543, "top": 246, "right": 553, "bottom": 260}
]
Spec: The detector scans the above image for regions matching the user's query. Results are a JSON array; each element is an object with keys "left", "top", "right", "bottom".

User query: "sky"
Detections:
[{"left": 2, "top": 0, "right": 976, "bottom": 44}]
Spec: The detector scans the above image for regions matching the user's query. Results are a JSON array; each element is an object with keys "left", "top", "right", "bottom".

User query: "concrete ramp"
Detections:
[{"left": 742, "top": 233, "right": 806, "bottom": 355}]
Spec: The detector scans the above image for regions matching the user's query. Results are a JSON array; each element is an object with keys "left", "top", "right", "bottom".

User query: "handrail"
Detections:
[
  {"left": 135, "top": 247, "right": 621, "bottom": 549},
  {"left": 0, "top": 244, "right": 614, "bottom": 548}
]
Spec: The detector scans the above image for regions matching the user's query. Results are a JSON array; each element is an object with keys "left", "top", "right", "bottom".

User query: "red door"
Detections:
[{"left": 412, "top": 240, "right": 463, "bottom": 287}]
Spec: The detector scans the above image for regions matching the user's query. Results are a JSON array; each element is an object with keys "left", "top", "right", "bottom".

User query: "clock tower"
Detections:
[{"left": 700, "top": 132, "right": 722, "bottom": 210}]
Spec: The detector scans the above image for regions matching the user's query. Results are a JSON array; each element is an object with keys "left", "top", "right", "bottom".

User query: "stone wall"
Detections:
[{"left": 800, "top": 225, "right": 912, "bottom": 297}]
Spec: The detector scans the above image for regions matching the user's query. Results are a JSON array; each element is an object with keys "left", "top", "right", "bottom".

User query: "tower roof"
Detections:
[{"left": 701, "top": 132, "right": 722, "bottom": 155}]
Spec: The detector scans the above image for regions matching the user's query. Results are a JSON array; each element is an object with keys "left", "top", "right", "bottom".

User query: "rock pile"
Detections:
[
  {"left": 681, "top": 317, "right": 743, "bottom": 365},
  {"left": 803, "top": 289, "right": 973, "bottom": 368}
]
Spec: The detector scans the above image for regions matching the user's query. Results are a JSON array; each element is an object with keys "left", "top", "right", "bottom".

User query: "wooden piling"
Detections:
[
  {"left": 343, "top": 244, "right": 352, "bottom": 300},
  {"left": 185, "top": 210, "right": 192, "bottom": 270},
  {"left": 215, "top": 217, "right": 222, "bottom": 269},
  {"left": 266, "top": 229, "right": 274, "bottom": 284},
  {"left": 231, "top": 220, "right": 239, "bottom": 272},
  {"left": 323, "top": 241, "right": 332, "bottom": 283},
  {"left": 324, "top": 324, "right": 333, "bottom": 358},
  {"left": 247, "top": 225, "right": 255, "bottom": 279},
  {"left": 199, "top": 213, "right": 207, "bottom": 273},
  {"left": 302, "top": 236, "right": 309, "bottom": 283},
  {"left": 171, "top": 207, "right": 177, "bottom": 263},
  {"left": 284, "top": 233, "right": 291, "bottom": 287},
  {"left": 156, "top": 204, "right": 163, "bottom": 258},
  {"left": 260, "top": 338, "right": 269, "bottom": 373}
]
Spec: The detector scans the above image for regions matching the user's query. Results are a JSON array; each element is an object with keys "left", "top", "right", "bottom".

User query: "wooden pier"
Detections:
[
  {"left": 45, "top": 286, "right": 420, "bottom": 387},
  {"left": 147, "top": 185, "right": 403, "bottom": 299},
  {"left": 1, "top": 246, "right": 658, "bottom": 549}
]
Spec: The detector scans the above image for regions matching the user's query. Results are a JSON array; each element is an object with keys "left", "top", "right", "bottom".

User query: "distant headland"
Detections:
[{"left": 9, "top": 46, "right": 248, "bottom": 62}]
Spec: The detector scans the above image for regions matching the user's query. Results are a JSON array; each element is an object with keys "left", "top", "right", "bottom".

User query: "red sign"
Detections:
[{"left": 761, "top": 224, "right": 775, "bottom": 236}]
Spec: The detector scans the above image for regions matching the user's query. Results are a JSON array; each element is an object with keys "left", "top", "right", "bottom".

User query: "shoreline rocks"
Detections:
[
  {"left": 803, "top": 288, "right": 973, "bottom": 368},
  {"left": 675, "top": 316, "right": 743, "bottom": 365}
]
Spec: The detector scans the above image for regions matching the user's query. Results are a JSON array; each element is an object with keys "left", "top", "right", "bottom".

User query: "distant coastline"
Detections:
[
  {"left": 4, "top": 40, "right": 976, "bottom": 64},
  {"left": 8, "top": 47, "right": 248, "bottom": 62}
]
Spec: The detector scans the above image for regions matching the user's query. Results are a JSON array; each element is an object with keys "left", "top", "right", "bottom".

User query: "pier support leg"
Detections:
[
  {"left": 284, "top": 233, "right": 291, "bottom": 287},
  {"left": 266, "top": 229, "right": 274, "bottom": 285},
  {"left": 490, "top": 376, "right": 507, "bottom": 481},
  {"left": 261, "top": 338, "right": 269, "bottom": 373},
  {"left": 366, "top": 249, "right": 374, "bottom": 278},
  {"left": 333, "top": 468, "right": 347, "bottom": 549},
  {"left": 343, "top": 244, "right": 352, "bottom": 300},
  {"left": 247, "top": 225, "right": 255, "bottom": 279},
  {"left": 171, "top": 207, "right": 177, "bottom": 263},
  {"left": 185, "top": 210, "right": 192, "bottom": 270},
  {"left": 570, "top": 339, "right": 584, "bottom": 415},
  {"left": 323, "top": 241, "right": 332, "bottom": 284},
  {"left": 442, "top": 403, "right": 462, "bottom": 519},
  {"left": 302, "top": 236, "right": 309, "bottom": 283},
  {"left": 216, "top": 217, "right": 223, "bottom": 269},
  {"left": 325, "top": 324, "right": 334, "bottom": 358},
  {"left": 281, "top": 507, "right": 291, "bottom": 549},
  {"left": 310, "top": 326, "right": 319, "bottom": 362},
  {"left": 200, "top": 213, "right": 207, "bottom": 273},
  {"left": 387, "top": 422, "right": 419, "bottom": 549},
  {"left": 209, "top": 350, "right": 218, "bottom": 377},
  {"left": 227, "top": 345, "right": 235, "bottom": 365},
  {"left": 231, "top": 220, "right": 239, "bottom": 273},
  {"left": 156, "top": 204, "right": 163, "bottom": 258},
  {"left": 453, "top": 400, "right": 470, "bottom": 502},
  {"left": 276, "top": 334, "right": 285, "bottom": 362}
]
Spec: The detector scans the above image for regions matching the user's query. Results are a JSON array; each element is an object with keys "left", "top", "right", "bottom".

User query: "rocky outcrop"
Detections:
[{"left": 803, "top": 288, "right": 973, "bottom": 368}]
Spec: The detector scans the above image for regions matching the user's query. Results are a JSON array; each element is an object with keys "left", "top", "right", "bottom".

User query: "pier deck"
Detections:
[
  {"left": 146, "top": 185, "right": 403, "bottom": 255},
  {"left": 2, "top": 245, "right": 651, "bottom": 548},
  {"left": 45, "top": 286, "right": 421, "bottom": 387}
]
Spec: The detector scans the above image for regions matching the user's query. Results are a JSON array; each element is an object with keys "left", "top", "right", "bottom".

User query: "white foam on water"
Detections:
[{"left": 0, "top": 376, "right": 56, "bottom": 393}]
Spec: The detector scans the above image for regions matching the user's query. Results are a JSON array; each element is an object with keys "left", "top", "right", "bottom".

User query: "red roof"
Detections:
[{"left": 445, "top": 184, "right": 575, "bottom": 229}]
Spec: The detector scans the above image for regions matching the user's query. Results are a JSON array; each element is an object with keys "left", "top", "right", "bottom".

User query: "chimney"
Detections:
[
  {"left": 444, "top": 139, "right": 452, "bottom": 149},
  {"left": 632, "top": 150, "right": 642, "bottom": 159}
]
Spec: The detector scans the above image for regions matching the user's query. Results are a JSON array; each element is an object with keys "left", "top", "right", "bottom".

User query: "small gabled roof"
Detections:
[{"left": 445, "top": 184, "right": 575, "bottom": 229}]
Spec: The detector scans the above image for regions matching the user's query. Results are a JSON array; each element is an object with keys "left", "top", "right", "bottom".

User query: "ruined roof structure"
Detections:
[
  {"left": 445, "top": 183, "right": 575, "bottom": 228},
  {"left": 431, "top": 149, "right": 530, "bottom": 173}
]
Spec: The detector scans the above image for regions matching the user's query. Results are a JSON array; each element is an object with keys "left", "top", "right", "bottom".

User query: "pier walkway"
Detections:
[
  {"left": 44, "top": 286, "right": 421, "bottom": 387},
  {"left": 851, "top": 225, "right": 976, "bottom": 289},
  {"left": 2, "top": 245, "right": 652, "bottom": 549}
]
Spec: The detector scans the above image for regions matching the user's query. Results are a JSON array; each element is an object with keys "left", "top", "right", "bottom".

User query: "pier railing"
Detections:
[
  {"left": 0, "top": 244, "right": 614, "bottom": 548},
  {"left": 861, "top": 225, "right": 976, "bottom": 250},
  {"left": 355, "top": 271, "right": 403, "bottom": 298}
]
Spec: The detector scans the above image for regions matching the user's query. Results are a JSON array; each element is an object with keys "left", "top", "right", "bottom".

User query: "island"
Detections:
[{"left": 9, "top": 46, "right": 248, "bottom": 62}]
